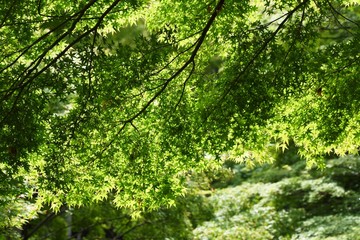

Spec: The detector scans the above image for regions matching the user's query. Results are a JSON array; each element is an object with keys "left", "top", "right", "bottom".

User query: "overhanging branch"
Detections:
[
  {"left": 0, "top": 0, "right": 123, "bottom": 126},
  {"left": 203, "top": 0, "right": 310, "bottom": 121},
  {"left": 98, "top": 0, "right": 225, "bottom": 156},
  {"left": 122, "top": 0, "right": 225, "bottom": 124}
]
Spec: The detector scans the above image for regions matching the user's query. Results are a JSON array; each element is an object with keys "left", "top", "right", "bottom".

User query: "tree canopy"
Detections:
[{"left": 1, "top": 0, "right": 360, "bottom": 218}]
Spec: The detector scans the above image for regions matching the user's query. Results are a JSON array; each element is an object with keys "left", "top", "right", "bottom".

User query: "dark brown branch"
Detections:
[
  {"left": 0, "top": 15, "right": 70, "bottom": 75},
  {"left": 150, "top": 40, "right": 198, "bottom": 77},
  {"left": 0, "top": 0, "right": 99, "bottom": 127},
  {"left": 96, "top": 0, "right": 225, "bottom": 158},
  {"left": 0, "top": 0, "right": 18, "bottom": 29},
  {"left": 0, "top": 16, "right": 103, "bottom": 28},
  {"left": 122, "top": 0, "right": 225, "bottom": 124},
  {"left": 0, "top": 0, "right": 98, "bottom": 97},
  {"left": 1, "top": 0, "right": 120, "bottom": 101},
  {"left": 87, "top": 30, "right": 98, "bottom": 99},
  {"left": 233, "top": 0, "right": 308, "bottom": 86},
  {"left": 272, "top": 2, "right": 306, "bottom": 84},
  {"left": 23, "top": 205, "right": 67, "bottom": 240},
  {"left": 189, "top": 0, "right": 224, "bottom": 62},
  {"left": 326, "top": 1, "right": 355, "bottom": 36},
  {"left": 173, "top": 60, "right": 196, "bottom": 112},
  {"left": 18, "top": 0, "right": 122, "bottom": 91},
  {"left": 204, "top": 0, "right": 309, "bottom": 122},
  {"left": 23, "top": 212, "right": 56, "bottom": 240},
  {"left": 118, "top": 222, "right": 148, "bottom": 238},
  {"left": 1, "top": 0, "right": 122, "bottom": 130},
  {"left": 326, "top": 0, "right": 360, "bottom": 28},
  {"left": 131, "top": 122, "right": 140, "bottom": 133},
  {"left": 100, "top": 123, "right": 128, "bottom": 155}
]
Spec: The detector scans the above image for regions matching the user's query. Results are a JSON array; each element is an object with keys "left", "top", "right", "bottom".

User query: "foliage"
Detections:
[
  {"left": 11, "top": 151, "right": 360, "bottom": 239},
  {"left": 292, "top": 215, "right": 360, "bottom": 240},
  {"left": 192, "top": 154, "right": 360, "bottom": 239},
  {"left": 1, "top": 0, "right": 360, "bottom": 231},
  {"left": 16, "top": 193, "right": 213, "bottom": 239}
]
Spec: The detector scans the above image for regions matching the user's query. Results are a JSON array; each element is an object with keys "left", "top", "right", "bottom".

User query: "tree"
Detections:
[{"left": 1, "top": 0, "right": 360, "bottom": 225}]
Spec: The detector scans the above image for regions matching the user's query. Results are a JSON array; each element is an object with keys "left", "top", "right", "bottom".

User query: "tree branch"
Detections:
[
  {"left": 204, "top": 0, "right": 309, "bottom": 121},
  {"left": 0, "top": 0, "right": 18, "bottom": 29},
  {"left": 173, "top": 60, "right": 195, "bottom": 112},
  {"left": 0, "top": 0, "right": 98, "bottom": 98},
  {"left": 326, "top": 0, "right": 360, "bottom": 28},
  {"left": 122, "top": 0, "right": 225, "bottom": 124},
  {"left": 96, "top": 0, "right": 225, "bottom": 158},
  {"left": 1, "top": 0, "right": 123, "bottom": 126},
  {"left": 23, "top": 205, "right": 67, "bottom": 240}
]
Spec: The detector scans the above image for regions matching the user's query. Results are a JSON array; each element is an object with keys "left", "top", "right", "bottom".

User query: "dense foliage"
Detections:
[
  {"left": 5, "top": 149, "right": 360, "bottom": 239},
  {"left": 192, "top": 153, "right": 360, "bottom": 239},
  {"left": 1, "top": 0, "right": 360, "bottom": 233}
]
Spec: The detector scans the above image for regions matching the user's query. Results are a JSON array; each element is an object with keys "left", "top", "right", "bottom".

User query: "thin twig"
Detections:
[
  {"left": 173, "top": 60, "right": 196, "bottom": 112},
  {"left": 327, "top": 0, "right": 360, "bottom": 28}
]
